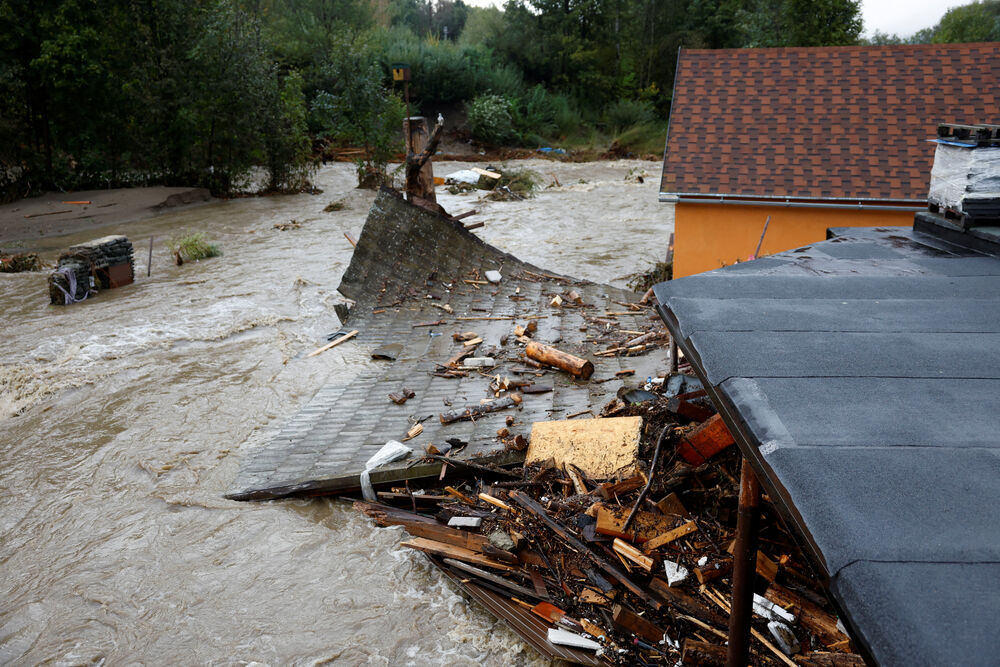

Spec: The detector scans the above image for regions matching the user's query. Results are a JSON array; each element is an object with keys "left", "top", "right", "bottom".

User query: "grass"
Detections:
[
  {"left": 495, "top": 165, "right": 541, "bottom": 195},
  {"left": 169, "top": 233, "right": 221, "bottom": 264}
]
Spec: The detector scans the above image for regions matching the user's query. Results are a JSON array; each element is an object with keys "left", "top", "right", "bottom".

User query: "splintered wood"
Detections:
[{"left": 525, "top": 416, "right": 641, "bottom": 478}]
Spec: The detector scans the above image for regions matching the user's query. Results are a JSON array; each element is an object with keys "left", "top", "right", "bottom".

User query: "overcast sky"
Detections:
[{"left": 459, "top": 0, "right": 963, "bottom": 39}]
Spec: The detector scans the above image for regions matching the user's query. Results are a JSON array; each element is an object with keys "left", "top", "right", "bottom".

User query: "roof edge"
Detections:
[{"left": 659, "top": 192, "right": 925, "bottom": 211}]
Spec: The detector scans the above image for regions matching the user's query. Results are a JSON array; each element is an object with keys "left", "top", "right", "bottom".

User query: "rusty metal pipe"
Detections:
[{"left": 727, "top": 458, "right": 761, "bottom": 667}]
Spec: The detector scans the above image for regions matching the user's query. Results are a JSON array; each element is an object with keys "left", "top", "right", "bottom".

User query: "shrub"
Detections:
[
  {"left": 605, "top": 99, "right": 657, "bottom": 133},
  {"left": 465, "top": 94, "right": 516, "bottom": 146},
  {"left": 169, "top": 233, "right": 220, "bottom": 264}
]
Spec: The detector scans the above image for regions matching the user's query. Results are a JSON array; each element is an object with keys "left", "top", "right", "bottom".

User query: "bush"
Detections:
[
  {"left": 169, "top": 233, "right": 221, "bottom": 264},
  {"left": 605, "top": 99, "right": 657, "bottom": 133},
  {"left": 465, "top": 94, "right": 516, "bottom": 146}
]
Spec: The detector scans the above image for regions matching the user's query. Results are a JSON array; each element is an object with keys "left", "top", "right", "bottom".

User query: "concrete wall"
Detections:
[{"left": 673, "top": 202, "right": 915, "bottom": 278}]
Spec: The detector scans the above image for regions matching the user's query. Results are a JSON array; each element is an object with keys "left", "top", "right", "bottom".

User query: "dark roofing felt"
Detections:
[
  {"left": 228, "top": 188, "right": 661, "bottom": 501},
  {"left": 653, "top": 224, "right": 1000, "bottom": 665},
  {"left": 660, "top": 44, "right": 1000, "bottom": 202}
]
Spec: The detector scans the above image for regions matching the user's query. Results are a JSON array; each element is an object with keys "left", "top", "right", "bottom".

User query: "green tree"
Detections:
[
  {"left": 932, "top": 0, "right": 1000, "bottom": 42},
  {"left": 738, "top": 0, "right": 863, "bottom": 47}
]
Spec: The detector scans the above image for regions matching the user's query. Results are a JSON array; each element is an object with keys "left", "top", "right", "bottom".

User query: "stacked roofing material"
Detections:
[
  {"left": 928, "top": 123, "right": 1000, "bottom": 227},
  {"left": 48, "top": 235, "right": 135, "bottom": 305}
]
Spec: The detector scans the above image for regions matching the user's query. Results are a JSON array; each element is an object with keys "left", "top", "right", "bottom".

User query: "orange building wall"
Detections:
[{"left": 673, "top": 203, "right": 916, "bottom": 278}]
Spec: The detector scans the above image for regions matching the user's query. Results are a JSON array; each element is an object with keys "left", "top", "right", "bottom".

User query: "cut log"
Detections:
[
  {"left": 440, "top": 395, "right": 520, "bottom": 424},
  {"left": 611, "top": 604, "right": 664, "bottom": 643},
  {"left": 677, "top": 414, "right": 735, "bottom": 464},
  {"left": 525, "top": 340, "right": 594, "bottom": 379},
  {"left": 404, "top": 116, "right": 439, "bottom": 202},
  {"left": 643, "top": 520, "right": 698, "bottom": 552},
  {"left": 765, "top": 582, "right": 849, "bottom": 647},
  {"left": 681, "top": 640, "right": 727, "bottom": 666},
  {"left": 401, "top": 537, "right": 515, "bottom": 570},
  {"left": 694, "top": 559, "right": 733, "bottom": 585}
]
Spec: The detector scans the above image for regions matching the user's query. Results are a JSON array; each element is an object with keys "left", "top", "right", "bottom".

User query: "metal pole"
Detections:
[
  {"left": 669, "top": 338, "right": 679, "bottom": 373},
  {"left": 727, "top": 458, "right": 761, "bottom": 667},
  {"left": 147, "top": 236, "right": 154, "bottom": 277}
]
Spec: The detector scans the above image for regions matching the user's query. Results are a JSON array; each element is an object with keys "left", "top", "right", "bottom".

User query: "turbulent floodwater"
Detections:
[{"left": 0, "top": 159, "right": 673, "bottom": 665}]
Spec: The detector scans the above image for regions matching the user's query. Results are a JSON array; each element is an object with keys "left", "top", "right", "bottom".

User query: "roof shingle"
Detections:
[{"left": 661, "top": 44, "right": 1000, "bottom": 202}]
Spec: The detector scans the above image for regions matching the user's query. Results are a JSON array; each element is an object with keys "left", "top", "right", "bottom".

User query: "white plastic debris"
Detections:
[
  {"left": 484, "top": 270, "right": 502, "bottom": 284},
  {"left": 663, "top": 560, "right": 689, "bottom": 586},
  {"left": 547, "top": 628, "right": 601, "bottom": 651},
  {"left": 753, "top": 593, "right": 796, "bottom": 624},
  {"left": 463, "top": 357, "right": 496, "bottom": 368},
  {"left": 448, "top": 516, "right": 483, "bottom": 528},
  {"left": 697, "top": 555, "right": 709, "bottom": 567},
  {"left": 360, "top": 440, "right": 412, "bottom": 501},
  {"left": 767, "top": 621, "right": 800, "bottom": 656},
  {"left": 444, "top": 169, "right": 481, "bottom": 185}
]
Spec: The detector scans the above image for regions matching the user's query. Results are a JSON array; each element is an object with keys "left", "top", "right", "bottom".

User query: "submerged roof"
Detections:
[
  {"left": 227, "top": 188, "right": 661, "bottom": 500},
  {"left": 654, "top": 222, "right": 1000, "bottom": 664},
  {"left": 660, "top": 43, "right": 1000, "bottom": 203}
]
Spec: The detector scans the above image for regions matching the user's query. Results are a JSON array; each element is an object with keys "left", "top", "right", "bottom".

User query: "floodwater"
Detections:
[{"left": 0, "top": 159, "right": 673, "bottom": 665}]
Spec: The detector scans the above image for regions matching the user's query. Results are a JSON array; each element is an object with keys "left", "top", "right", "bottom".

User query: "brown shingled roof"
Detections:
[{"left": 660, "top": 44, "right": 1000, "bottom": 202}]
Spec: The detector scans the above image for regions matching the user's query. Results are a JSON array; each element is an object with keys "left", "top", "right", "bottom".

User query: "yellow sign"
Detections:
[{"left": 392, "top": 64, "right": 410, "bottom": 82}]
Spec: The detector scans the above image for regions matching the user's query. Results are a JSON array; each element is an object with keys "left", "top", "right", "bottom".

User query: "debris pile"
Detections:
[
  {"left": 0, "top": 252, "right": 41, "bottom": 273},
  {"left": 48, "top": 235, "right": 134, "bottom": 305},
  {"left": 352, "top": 373, "right": 864, "bottom": 666}
]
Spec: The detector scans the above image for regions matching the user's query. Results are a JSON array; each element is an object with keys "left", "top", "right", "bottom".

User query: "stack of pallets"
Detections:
[{"left": 927, "top": 123, "right": 1000, "bottom": 229}]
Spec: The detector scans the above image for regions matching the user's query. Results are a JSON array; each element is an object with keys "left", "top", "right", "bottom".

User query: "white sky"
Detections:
[{"left": 459, "top": 0, "right": 963, "bottom": 39}]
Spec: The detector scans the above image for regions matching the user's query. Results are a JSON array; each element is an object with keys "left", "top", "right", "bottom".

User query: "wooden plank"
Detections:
[
  {"left": 677, "top": 413, "right": 735, "bottom": 464},
  {"left": 643, "top": 520, "right": 698, "bottom": 552},
  {"left": 648, "top": 577, "right": 729, "bottom": 628},
  {"left": 306, "top": 329, "right": 358, "bottom": 357},
  {"left": 403, "top": 522, "right": 491, "bottom": 553},
  {"left": 595, "top": 503, "right": 671, "bottom": 543},
  {"left": 612, "top": 604, "right": 664, "bottom": 643},
  {"left": 765, "top": 582, "right": 848, "bottom": 646},
  {"left": 401, "top": 537, "right": 516, "bottom": 571},
  {"left": 442, "top": 558, "right": 540, "bottom": 599},
  {"left": 526, "top": 416, "right": 641, "bottom": 478},
  {"left": 597, "top": 473, "right": 646, "bottom": 499},
  {"left": 655, "top": 492, "right": 690, "bottom": 518},
  {"left": 613, "top": 538, "right": 655, "bottom": 572}
]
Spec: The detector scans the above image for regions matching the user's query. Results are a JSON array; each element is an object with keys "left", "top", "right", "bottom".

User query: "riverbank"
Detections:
[{"left": 0, "top": 186, "right": 212, "bottom": 248}]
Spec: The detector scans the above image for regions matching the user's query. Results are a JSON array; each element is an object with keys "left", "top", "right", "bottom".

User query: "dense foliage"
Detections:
[{"left": 0, "top": 0, "right": 993, "bottom": 199}]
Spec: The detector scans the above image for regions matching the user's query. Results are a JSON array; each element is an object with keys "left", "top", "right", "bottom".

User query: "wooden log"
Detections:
[
  {"left": 509, "top": 490, "right": 663, "bottom": 611},
  {"left": 611, "top": 604, "right": 664, "bottom": 643},
  {"left": 404, "top": 116, "right": 439, "bottom": 202},
  {"left": 439, "top": 394, "right": 521, "bottom": 424},
  {"left": 677, "top": 414, "right": 735, "bottom": 464},
  {"left": 682, "top": 640, "right": 727, "bottom": 666},
  {"left": 648, "top": 577, "right": 729, "bottom": 628},
  {"left": 525, "top": 340, "right": 594, "bottom": 379},
  {"left": 765, "top": 583, "right": 848, "bottom": 647},
  {"left": 643, "top": 520, "right": 698, "bottom": 552},
  {"left": 401, "top": 537, "right": 515, "bottom": 570}
]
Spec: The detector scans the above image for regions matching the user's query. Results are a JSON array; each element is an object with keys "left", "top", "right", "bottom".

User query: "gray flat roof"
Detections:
[{"left": 653, "top": 223, "right": 1000, "bottom": 665}]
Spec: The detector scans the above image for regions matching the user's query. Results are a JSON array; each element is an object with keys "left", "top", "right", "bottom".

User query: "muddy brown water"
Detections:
[{"left": 0, "top": 160, "right": 672, "bottom": 665}]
